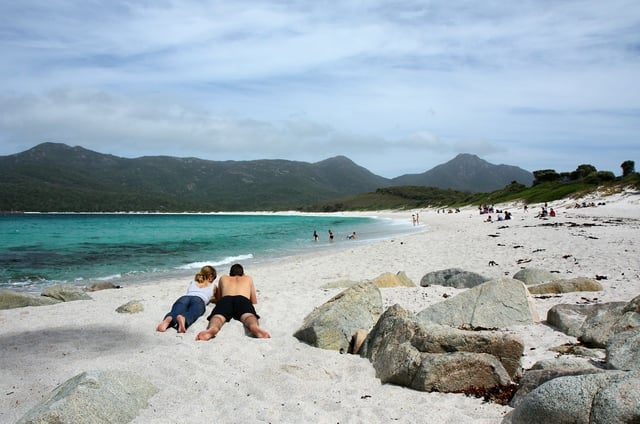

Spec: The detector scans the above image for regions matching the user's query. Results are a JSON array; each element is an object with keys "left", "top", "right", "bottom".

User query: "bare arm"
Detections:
[
  {"left": 210, "top": 285, "right": 218, "bottom": 303},
  {"left": 213, "top": 281, "right": 223, "bottom": 302}
]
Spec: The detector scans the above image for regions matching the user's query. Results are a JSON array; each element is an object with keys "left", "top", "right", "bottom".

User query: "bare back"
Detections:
[{"left": 216, "top": 274, "right": 258, "bottom": 304}]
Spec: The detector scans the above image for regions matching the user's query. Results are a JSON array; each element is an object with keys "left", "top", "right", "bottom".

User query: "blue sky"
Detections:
[{"left": 1, "top": 1, "right": 639, "bottom": 178}]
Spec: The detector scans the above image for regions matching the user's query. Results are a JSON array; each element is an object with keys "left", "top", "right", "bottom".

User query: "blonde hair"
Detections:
[{"left": 194, "top": 265, "right": 217, "bottom": 287}]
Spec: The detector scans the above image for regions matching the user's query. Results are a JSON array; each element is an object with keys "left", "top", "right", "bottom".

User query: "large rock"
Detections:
[
  {"left": 293, "top": 281, "right": 382, "bottom": 352},
  {"left": 548, "top": 343, "right": 605, "bottom": 360},
  {"left": 578, "top": 302, "right": 640, "bottom": 348},
  {"left": 623, "top": 294, "right": 640, "bottom": 313},
  {"left": 372, "top": 271, "right": 415, "bottom": 288},
  {"left": 17, "top": 370, "right": 157, "bottom": 424},
  {"left": 416, "top": 278, "right": 539, "bottom": 329},
  {"left": 510, "top": 368, "right": 605, "bottom": 408},
  {"left": 326, "top": 271, "right": 417, "bottom": 290},
  {"left": 410, "top": 323, "right": 524, "bottom": 378},
  {"left": 361, "top": 305, "right": 521, "bottom": 394},
  {"left": 419, "top": 268, "right": 488, "bottom": 289},
  {"left": 527, "top": 277, "right": 603, "bottom": 295},
  {"left": 86, "top": 282, "right": 121, "bottom": 292},
  {"left": 546, "top": 302, "right": 626, "bottom": 337},
  {"left": 503, "top": 371, "right": 640, "bottom": 424},
  {"left": 531, "top": 357, "right": 600, "bottom": 371},
  {"left": 411, "top": 352, "right": 512, "bottom": 392},
  {"left": 320, "top": 280, "right": 358, "bottom": 289},
  {"left": 512, "top": 268, "right": 556, "bottom": 285},
  {"left": 0, "top": 290, "right": 61, "bottom": 310},
  {"left": 590, "top": 375, "right": 640, "bottom": 424},
  {"left": 42, "top": 284, "right": 92, "bottom": 302},
  {"left": 606, "top": 327, "right": 640, "bottom": 371},
  {"left": 116, "top": 300, "right": 144, "bottom": 314}
]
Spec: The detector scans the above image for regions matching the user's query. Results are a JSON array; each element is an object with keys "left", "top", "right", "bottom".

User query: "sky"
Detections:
[{"left": 1, "top": 1, "right": 639, "bottom": 178}]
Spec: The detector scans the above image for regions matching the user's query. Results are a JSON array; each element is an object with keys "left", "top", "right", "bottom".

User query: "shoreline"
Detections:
[
  {"left": 2, "top": 212, "right": 422, "bottom": 294},
  {"left": 1, "top": 191, "right": 638, "bottom": 423}
]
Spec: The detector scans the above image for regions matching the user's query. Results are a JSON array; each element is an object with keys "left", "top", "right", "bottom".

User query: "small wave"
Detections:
[
  {"left": 4, "top": 276, "right": 68, "bottom": 293},
  {"left": 175, "top": 254, "right": 254, "bottom": 270},
  {"left": 94, "top": 274, "right": 123, "bottom": 281}
]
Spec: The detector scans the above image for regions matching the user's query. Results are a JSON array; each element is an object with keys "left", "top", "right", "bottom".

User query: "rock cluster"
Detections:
[
  {"left": 0, "top": 284, "right": 91, "bottom": 310},
  {"left": 294, "top": 268, "right": 640, "bottom": 422},
  {"left": 295, "top": 272, "right": 536, "bottom": 397},
  {"left": 504, "top": 370, "right": 640, "bottom": 424},
  {"left": 505, "top": 293, "right": 640, "bottom": 423},
  {"left": 0, "top": 289, "right": 61, "bottom": 309},
  {"left": 0, "top": 282, "right": 120, "bottom": 310},
  {"left": 360, "top": 304, "right": 523, "bottom": 393}
]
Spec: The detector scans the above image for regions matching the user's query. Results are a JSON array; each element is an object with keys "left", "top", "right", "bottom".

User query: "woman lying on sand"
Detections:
[{"left": 156, "top": 265, "right": 217, "bottom": 333}]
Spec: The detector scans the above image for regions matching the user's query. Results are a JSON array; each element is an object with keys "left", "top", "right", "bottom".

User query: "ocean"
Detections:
[{"left": 0, "top": 213, "right": 418, "bottom": 293}]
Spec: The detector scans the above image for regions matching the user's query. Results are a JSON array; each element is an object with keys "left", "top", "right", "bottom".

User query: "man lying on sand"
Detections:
[{"left": 196, "top": 263, "right": 271, "bottom": 340}]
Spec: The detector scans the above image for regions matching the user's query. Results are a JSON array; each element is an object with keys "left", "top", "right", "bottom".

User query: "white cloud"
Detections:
[{"left": 1, "top": 1, "right": 639, "bottom": 177}]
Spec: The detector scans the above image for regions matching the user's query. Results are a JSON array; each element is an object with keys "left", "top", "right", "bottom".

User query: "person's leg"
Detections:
[
  {"left": 240, "top": 313, "right": 271, "bottom": 338},
  {"left": 176, "top": 315, "right": 187, "bottom": 333},
  {"left": 170, "top": 296, "right": 191, "bottom": 332},
  {"left": 157, "top": 296, "right": 189, "bottom": 332},
  {"left": 195, "top": 314, "right": 226, "bottom": 341},
  {"left": 180, "top": 297, "right": 206, "bottom": 332}
]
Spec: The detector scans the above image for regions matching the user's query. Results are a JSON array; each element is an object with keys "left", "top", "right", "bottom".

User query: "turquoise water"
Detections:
[{"left": 0, "top": 213, "right": 417, "bottom": 292}]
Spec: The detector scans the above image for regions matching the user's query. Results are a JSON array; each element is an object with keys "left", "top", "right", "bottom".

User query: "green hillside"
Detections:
[
  {"left": 306, "top": 172, "right": 639, "bottom": 212},
  {"left": 0, "top": 143, "right": 389, "bottom": 212},
  {"left": 1, "top": 143, "right": 636, "bottom": 212}
]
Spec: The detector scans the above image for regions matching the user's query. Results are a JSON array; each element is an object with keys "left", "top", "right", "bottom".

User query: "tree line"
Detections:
[{"left": 532, "top": 161, "right": 635, "bottom": 186}]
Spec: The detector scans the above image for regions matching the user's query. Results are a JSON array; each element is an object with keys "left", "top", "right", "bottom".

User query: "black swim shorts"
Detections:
[{"left": 207, "top": 295, "right": 260, "bottom": 322}]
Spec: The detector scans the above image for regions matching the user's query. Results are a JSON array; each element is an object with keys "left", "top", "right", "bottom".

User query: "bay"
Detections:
[{"left": 0, "top": 213, "right": 418, "bottom": 292}]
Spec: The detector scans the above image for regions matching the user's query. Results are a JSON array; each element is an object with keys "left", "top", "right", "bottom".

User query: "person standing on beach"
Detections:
[
  {"left": 196, "top": 263, "right": 270, "bottom": 340},
  {"left": 157, "top": 265, "right": 216, "bottom": 333}
]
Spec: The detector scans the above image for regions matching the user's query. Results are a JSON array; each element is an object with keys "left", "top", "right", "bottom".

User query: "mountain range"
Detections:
[{"left": 0, "top": 143, "right": 533, "bottom": 212}]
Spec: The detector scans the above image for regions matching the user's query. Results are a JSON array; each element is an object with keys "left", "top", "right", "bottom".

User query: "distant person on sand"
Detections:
[
  {"left": 196, "top": 263, "right": 270, "bottom": 340},
  {"left": 157, "top": 265, "right": 216, "bottom": 333}
]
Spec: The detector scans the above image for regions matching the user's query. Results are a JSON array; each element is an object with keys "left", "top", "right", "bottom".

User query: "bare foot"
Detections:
[
  {"left": 156, "top": 317, "right": 172, "bottom": 332},
  {"left": 176, "top": 315, "right": 187, "bottom": 333},
  {"left": 196, "top": 327, "right": 218, "bottom": 341},
  {"left": 249, "top": 325, "right": 271, "bottom": 339}
]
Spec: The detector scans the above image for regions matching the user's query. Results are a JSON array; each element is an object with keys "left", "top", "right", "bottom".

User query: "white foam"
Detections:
[{"left": 175, "top": 254, "right": 254, "bottom": 270}]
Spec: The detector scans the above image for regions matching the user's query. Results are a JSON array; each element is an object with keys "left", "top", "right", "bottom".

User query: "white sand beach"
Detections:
[{"left": 1, "top": 190, "right": 639, "bottom": 423}]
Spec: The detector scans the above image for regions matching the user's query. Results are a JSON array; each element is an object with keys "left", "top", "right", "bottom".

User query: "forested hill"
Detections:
[
  {"left": 0, "top": 143, "right": 389, "bottom": 211},
  {"left": 0, "top": 143, "right": 533, "bottom": 212},
  {"left": 392, "top": 153, "right": 534, "bottom": 192}
]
